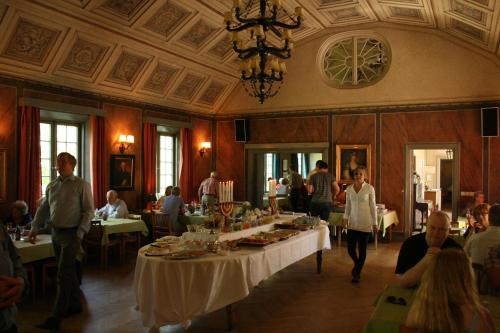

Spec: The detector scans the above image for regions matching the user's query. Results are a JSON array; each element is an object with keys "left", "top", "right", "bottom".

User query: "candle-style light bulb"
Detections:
[{"left": 295, "top": 7, "right": 303, "bottom": 18}]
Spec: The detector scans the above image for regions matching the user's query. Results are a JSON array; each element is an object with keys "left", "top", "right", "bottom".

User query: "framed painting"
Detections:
[
  {"left": 0, "top": 149, "right": 6, "bottom": 202},
  {"left": 110, "top": 155, "right": 134, "bottom": 190},
  {"left": 336, "top": 144, "right": 371, "bottom": 184}
]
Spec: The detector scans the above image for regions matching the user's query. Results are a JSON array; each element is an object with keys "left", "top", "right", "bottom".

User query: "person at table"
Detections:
[
  {"left": 5, "top": 200, "right": 32, "bottom": 228},
  {"left": 161, "top": 186, "right": 186, "bottom": 233},
  {"left": 276, "top": 178, "right": 289, "bottom": 197},
  {"left": 198, "top": 171, "right": 218, "bottom": 214},
  {"left": 29, "top": 152, "right": 94, "bottom": 331},
  {"left": 308, "top": 160, "right": 339, "bottom": 222},
  {"left": 405, "top": 249, "right": 495, "bottom": 333},
  {"left": 342, "top": 166, "right": 377, "bottom": 283},
  {"left": 465, "top": 204, "right": 500, "bottom": 266},
  {"left": 155, "top": 186, "right": 173, "bottom": 210},
  {"left": 462, "top": 190, "right": 486, "bottom": 217},
  {"left": 0, "top": 222, "right": 28, "bottom": 333},
  {"left": 96, "top": 190, "right": 129, "bottom": 219},
  {"left": 287, "top": 164, "right": 303, "bottom": 212},
  {"left": 395, "top": 211, "right": 462, "bottom": 288},
  {"left": 463, "top": 203, "right": 490, "bottom": 240}
]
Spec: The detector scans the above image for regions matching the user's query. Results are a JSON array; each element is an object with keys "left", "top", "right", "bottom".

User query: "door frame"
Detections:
[{"left": 404, "top": 143, "right": 460, "bottom": 238}]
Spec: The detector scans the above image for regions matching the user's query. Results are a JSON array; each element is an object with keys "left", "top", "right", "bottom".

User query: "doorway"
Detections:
[{"left": 404, "top": 144, "right": 460, "bottom": 238}]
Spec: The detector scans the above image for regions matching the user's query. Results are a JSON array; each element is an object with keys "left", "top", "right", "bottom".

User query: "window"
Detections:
[
  {"left": 264, "top": 153, "right": 276, "bottom": 192},
  {"left": 40, "top": 122, "right": 81, "bottom": 190},
  {"left": 318, "top": 31, "right": 391, "bottom": 88},
  {"left": 157, "top": 134, "right": 178, "bottom": 195}
]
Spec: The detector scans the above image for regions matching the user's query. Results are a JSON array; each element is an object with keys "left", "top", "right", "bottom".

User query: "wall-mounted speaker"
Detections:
[
  {"left": 481, "top": 107, "right": 499, "bottom": 137},
  {"left": 234, "top": 119, "right": 250, "bottom": 142}
]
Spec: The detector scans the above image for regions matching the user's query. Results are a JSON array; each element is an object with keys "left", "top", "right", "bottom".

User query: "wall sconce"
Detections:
[
  {"left": 199, "top": 141, "right": 211, "bottom": 157},
  {"left": 118, "top": 134, "right": 134, "bottom": 154}
]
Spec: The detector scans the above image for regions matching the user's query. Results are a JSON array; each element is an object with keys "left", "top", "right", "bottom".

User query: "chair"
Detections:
[
  {"left": 151, "top": 212, "right": 176, "bottom": 240},
  {"left": 121, "top": 231, "right": 141, "bottom": 258},
  {"left": 83, "top": 220, "right": 122, "bottom": 270}
]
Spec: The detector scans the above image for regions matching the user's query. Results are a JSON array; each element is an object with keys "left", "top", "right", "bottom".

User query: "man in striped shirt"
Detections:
[{"left": 198, "top": 171, "right": 218, "bottom": 213}]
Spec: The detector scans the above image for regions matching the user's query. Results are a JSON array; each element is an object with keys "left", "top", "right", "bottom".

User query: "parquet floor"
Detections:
[{"left": 15, "top": 240, "right": 408, "bottom": 332}]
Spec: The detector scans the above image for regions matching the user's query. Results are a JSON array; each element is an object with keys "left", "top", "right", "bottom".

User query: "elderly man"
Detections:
[
  {"left": 0, "top": 221, "right": 27, "bottom": 333},
  {"left": 198, "top": 171, "right": 218, "bottom": 213},
  {"left": 97, "top": 190, "right": 129, "bottom": 219},
  {"left": 465, "top": 204, "right": 500, "bottom": 266},
  {"left": 29, "top": 152, "right": 94, "bottom": 330},
  {"left": 395, "top": 211, "right": 462, "bottom": 288},
  {"left": 160, "top": 187, "right": 186, "bottom": 233}
]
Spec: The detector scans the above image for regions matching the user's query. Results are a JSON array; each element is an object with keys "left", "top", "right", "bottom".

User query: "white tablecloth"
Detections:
[{"left": 134, "top": 224, "right": 331, "bottom": 327}]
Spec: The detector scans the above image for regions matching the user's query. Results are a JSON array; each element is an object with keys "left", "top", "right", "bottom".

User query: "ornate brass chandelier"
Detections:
[{"left": 224, "top": 0, "right": 303, "bottom": 104}]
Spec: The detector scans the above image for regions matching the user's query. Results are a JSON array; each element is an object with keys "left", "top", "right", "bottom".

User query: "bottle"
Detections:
[
  {"left": 15, "top": 226, "right": 21, "bottom": 241},
  {"left": 95, "top": 209, "right": 99, "bottom": 220}
]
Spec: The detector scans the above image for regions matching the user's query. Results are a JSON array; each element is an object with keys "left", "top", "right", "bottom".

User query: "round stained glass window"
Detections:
[{"left": 318, "top": 31, "right": 391, "bottom": 88}]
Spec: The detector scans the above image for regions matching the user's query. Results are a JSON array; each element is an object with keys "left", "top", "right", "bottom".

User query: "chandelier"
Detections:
[{"left": 224, "top": 0, "right": 303, "bottom": 104}]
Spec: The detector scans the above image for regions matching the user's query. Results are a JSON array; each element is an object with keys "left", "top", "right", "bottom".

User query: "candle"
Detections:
[
  {"left": 233, "top": 0, "right": 241, "bottom": 9},
  {"left": 224, "top": 11, "right": 232, "bottom": 24},
  {"left": 295, "top": 7, "right": 303, "bottom": 18},
  {"left": 231, "top": 31, "right": 239, "bottom": 42},
  {"left": 279, "top": 62, "right": 287, "bottom": 74},
  {"left": 218, "top": 182, "right": 222, "bottom": 202},
  {"left": 283, "top": 29, "right": 292, "bottom": 40},
  {"left": 230, "top": 181, "right": 233, "bottom": 202}
]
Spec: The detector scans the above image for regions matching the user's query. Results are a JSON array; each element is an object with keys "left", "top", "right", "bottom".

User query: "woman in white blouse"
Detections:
[{"left": 342, "top": 166, "right": 378, "bottom": 283}]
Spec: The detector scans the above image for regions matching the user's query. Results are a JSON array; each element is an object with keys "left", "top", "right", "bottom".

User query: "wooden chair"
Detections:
[
  {"left": 121, "top": 232, "right": 141, "bottom": 258},
  {"left": 151, "top": 212, "right": 176, "bottom": 240},
  {"left": 83, "top": 220, "right": 122, "bottom": 270}
]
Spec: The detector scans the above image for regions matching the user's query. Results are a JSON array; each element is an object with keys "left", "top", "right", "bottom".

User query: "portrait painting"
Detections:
[
  {"left": 336, "top": 144, "right": 371, "bottom": 184},
  {"left": 110, "top": 155, "right": 134, "bottom": 190}
]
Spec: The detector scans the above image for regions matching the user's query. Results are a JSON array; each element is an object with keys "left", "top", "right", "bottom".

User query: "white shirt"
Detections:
[
  {"left": 343, "top": 182, "right": 377, "bottom": 233},
  {"left": 98, "top": 199, "right": 129, "bottom": 218},
  {"left": 464, "top": 226, "right": 500, "bottom": 265}
]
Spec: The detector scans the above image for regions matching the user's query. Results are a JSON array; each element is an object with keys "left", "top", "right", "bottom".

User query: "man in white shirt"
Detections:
[
  {"left": 465, "top": 204, "right": 500, "bottom": 266},
  {"left": 97, "top": 190, "right": 129, "bottom": 219}
]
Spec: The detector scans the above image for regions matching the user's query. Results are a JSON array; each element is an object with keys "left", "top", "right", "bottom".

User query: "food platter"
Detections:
[{"left": 164, "top": 250, "right": 208, "bottom": 260}]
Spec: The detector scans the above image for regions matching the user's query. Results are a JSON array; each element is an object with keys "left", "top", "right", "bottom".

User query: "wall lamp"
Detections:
[
  {"left": 199, "top": 141, "right": 211, "bottom": 157},
  {"left": 118, "top": 134, "right": 134, "bottom": 154}
]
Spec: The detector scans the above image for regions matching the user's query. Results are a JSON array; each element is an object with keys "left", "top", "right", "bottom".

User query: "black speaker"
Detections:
[
  {"left": 481, "top": 107, "right": 499, "bottom": 137},
  {"left": 234, "top": 119, "right": 249, "bottom": 142}
]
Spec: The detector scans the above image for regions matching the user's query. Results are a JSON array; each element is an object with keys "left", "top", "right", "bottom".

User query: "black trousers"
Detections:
[
  {"left": 289, "top": 188, "right": 302, "bottom": 212},
  {"left": 346, "top": 229, "right": 371, "bottom": 276}
]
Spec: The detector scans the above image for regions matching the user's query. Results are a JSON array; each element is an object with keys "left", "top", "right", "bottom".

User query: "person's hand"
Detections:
[
  {"left": 372, "top": 225, "right": 379, "bottom": 233},
  {"left": 28, "top": 230, "right": 37, "bottom": 244},
  {"left": 342, "top": 218, "right": 348, "bottom": 229},
  {"left": 0, "top": 276, "right": 24, "bottom": 309},
  {"left": 427, "top": 247, "right": 441, "bottom": 256}
]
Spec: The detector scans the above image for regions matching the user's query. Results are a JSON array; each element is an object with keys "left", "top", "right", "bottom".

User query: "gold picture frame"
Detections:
[
  {"left": 0, "top": 149, "right": 6, "bottom": 202},
  {"left": 336, "top": 144, "right": 371, "bottom": 185}
]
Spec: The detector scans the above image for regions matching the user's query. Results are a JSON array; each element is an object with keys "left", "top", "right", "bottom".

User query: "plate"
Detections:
[{"left": 164, "top": 250, "right": 207, "bottom": 260}]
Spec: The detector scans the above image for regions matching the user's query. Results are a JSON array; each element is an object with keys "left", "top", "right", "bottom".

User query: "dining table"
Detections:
[
  {"left": 98, "top": 217, "right": 149, "bottom": 245},
  {"left": 328, "top": 210, "right": 399, "bottom": 248},
  {"left": 134, "top": 216, "right": 331, "bottom": 331},
  {"left": 15, "top": 234, "right": 55, "bottom": 264}
]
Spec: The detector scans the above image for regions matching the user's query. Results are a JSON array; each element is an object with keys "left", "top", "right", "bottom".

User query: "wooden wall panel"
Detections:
[
  {"left": 490, "top": 135, "right": 500, "bottom": 203},
  {"left": 381, "top": 110, "right": 483, "bottom": 232},
  {"left": 0, "top": 85, "right": 17, "bottom": 217},
  {"left": 332, "top": 114, "right": 376, "bottom": 188},
  {"left": 216, "top": 121, "right": 245, "bottom": 200},
  {"left": 191, "top": 118, "right": 212, "bottom": 202},
  {"left": 103, "top": 103, "right": 142, "bottom": 210},
  {"left": 25, "top": 90, "right": 100, "bottom": 108},
  {"left": 248, "top": 116, "right": 328, "bottom": 143}
]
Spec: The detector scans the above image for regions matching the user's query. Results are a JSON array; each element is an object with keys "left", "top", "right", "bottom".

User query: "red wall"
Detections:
[
  {"left": 0, "top": 85, "right": 17, "bottom": 217},
  {"left": 248, "top": 116, "right": 328, "bottom": 143},
  {"left": 190, "top": 118, "right": 212, "bottom": 202},
  {"left": 216, "top": 121, "right": 245, "bottom": 200}
]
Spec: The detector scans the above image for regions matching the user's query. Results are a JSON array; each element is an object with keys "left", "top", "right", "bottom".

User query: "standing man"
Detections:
[
  {"left": 287, "top": 165, "right": 303, "bottom": 212},
  {"left": 198, "top": 171, "right": 218, "bottom": 213},
  {"left": 29, "top": 152, "right": 94, "bottom": 330},
  {"left": 308, "top": 161, "right": 340, "bottom": 222}
]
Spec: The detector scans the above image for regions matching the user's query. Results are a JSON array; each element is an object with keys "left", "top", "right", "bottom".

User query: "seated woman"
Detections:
[
  {"left": 276, "top": 178, "right": 289, "bottom": 197},
  {"left": 405, "top": 249, "right": 495, "bottom": 333},
  {"left": 155, "top": 186, "right": 173, "bottom": 210},
  {"left": 463, "top": 203, "right": 490, "bottom": 240},
  {"left": 6, "top": 200, "right": 32, "bottom": 228}
]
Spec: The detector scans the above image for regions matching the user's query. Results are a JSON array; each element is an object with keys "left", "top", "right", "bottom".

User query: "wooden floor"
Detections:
[{"left": 18, "top": 239, "right": 404, "bottom": 333}]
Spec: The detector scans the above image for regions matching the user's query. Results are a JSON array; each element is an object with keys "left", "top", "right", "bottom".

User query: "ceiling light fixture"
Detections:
[{"left": 224, "top": 0, "right": 303, "bottom": 104}]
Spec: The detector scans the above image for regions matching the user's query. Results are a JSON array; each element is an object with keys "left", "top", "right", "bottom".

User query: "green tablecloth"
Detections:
[
  {"left": 328, "top": 210, "right": 399, "bottom": 237},
  {"left": 15, "top": 234, "right": 54, "bottom": 264},
  {"left": 101, "top": 218, "right": 149, "bottom": 245},
  {"left": 179, "top": 215, "right": 209, "bottom": 225},
  {"left": 362, "top": 285, "right": 416, "bottom": 333}
]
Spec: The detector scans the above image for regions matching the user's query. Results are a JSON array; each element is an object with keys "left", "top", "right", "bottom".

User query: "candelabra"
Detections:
[
  {"left": 268, "top": 196, "right": 278, "bottom": 215},
  {"left": 219, "top": 201, "right": 234, "bottom": 232}
]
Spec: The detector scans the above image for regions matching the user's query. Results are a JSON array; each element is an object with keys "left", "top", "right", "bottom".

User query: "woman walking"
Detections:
[{"left": 343, "top": 166, "right": 377, "bottom": 283}]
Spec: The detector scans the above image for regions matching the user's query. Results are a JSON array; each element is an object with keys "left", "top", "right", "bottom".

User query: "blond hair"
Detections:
[{"left": 405, "top": 249, "right": 485, "bottom": 333}]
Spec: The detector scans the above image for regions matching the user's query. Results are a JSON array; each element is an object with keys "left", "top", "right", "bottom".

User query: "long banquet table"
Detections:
[{"left": 134, "top": 218, "right": 331, "bottom": 330}]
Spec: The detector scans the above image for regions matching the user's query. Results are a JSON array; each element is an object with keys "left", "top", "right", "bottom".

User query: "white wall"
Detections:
[{"left": 221, "top": 24, "right": 500, "bottom": 114}]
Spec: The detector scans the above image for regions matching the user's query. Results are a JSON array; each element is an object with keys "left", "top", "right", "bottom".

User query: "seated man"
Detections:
[
  {"left": 465, "top": 204, "right": 500, "bottom": 266},
  {"left": 160, "top": 187, "right": 186, "bottom": 233},
  {"left": 97, "top": 190, "right": 129, "bottom": 219},
  {"left": 395, "top": 211, "right": 462, "bottom": 288},
  {"left": 5, "top": 200, "right": 32, "bottom": 228}
]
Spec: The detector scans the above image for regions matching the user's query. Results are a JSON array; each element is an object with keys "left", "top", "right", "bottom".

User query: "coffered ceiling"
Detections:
[{"left": 0, "top": 0, "right": 498, "bottom": 115}]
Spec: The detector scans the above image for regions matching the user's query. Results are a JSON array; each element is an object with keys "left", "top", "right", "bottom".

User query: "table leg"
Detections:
[
  {"left": 226, "top": 304, "right": 233, "bottom": 331},
  {"left": 388, "top": 225, "right": 393, "bottom": 242},
  {"left": 337, "top": 226, "right": 341, "bottom": 247},
  {"left": 316, "top": 250, "right": 323, "bottom": 274}
]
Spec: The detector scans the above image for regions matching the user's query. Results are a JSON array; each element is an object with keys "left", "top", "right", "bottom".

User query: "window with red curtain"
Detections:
[
  {"left": 143, "top": 122, "right": 157, "bottom": 206},
  {"left": 90, "top": 115, "right": 106, "bottom": 208},
  {"left": 179, "top": 128, "right": 193, "bottom": 202}
]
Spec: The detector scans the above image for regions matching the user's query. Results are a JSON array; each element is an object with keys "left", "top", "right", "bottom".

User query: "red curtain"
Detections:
[
  {"left": 179, "top": 128, "right": 193, "bottom": 203},
  {"left": 18, "top": 106, "right": 41, "bottom": 216},
  {"left": 90, "top": 115, "right": 106, "bottom": 208},
  {"left": 142, "top": 122, "right": 157, "bottom": 201}
]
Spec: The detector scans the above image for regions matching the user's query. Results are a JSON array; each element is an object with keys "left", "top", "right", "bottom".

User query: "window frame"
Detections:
[{"left": 156, "top": 132, "right": 179, "bottom": 194}]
